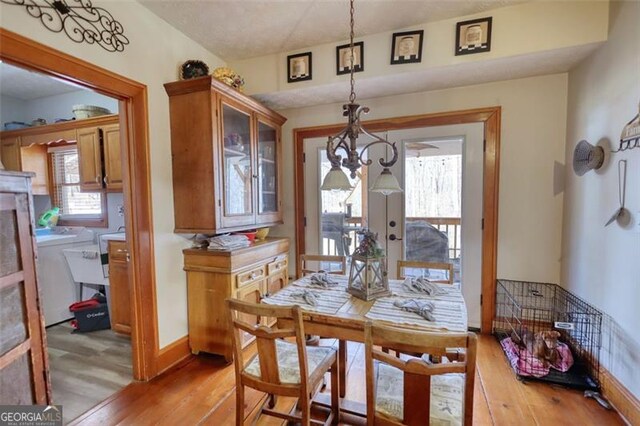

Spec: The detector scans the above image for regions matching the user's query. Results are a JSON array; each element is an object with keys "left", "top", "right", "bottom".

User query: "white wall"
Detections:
[
  {"left": 23, "top": 90, "right": 119, "bottom": 124},
  {"left": 0, "top": 94, "right": 27, "bottom": 124},
  {"left": 274, "top": 73, "right": 569, "bottom": 285},
  {"left": 2, "top": 89, "right": 118, "bottom": 126},
  {"left": 563, "top": 0, "right": 640, "bottom": 399},
  {"left": 230, "top": 1, "right": 607, "bottom": 97},
  {"left": 1, "top": 0, "right": 225, "bottom": 347}
]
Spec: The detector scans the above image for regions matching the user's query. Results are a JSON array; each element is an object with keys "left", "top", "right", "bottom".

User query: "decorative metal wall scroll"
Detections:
[{"left": 1, "top": 0, "right": 129, "bottom": 52}]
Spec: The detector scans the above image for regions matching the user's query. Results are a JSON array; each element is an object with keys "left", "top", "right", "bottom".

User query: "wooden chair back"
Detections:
[
  {"left": 397, "top": 260, "right": 454, "bottom": 284},
  {"left": 226, "top": 299, "right": 309, "bottom": 398},
  {"left": 364, "top": 321, "right": 477, "bottom": 426},
  {"left": 300, "top": 254, "right": 346, "bottom": 276}
]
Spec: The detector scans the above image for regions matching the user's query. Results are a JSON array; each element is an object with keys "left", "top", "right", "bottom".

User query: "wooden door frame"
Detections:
[
  {"left": 0, "top": 29, "right": 159, "bottom": 380},
  {"left": 294, "top": 106, "right": 501, "bottom": 333}
]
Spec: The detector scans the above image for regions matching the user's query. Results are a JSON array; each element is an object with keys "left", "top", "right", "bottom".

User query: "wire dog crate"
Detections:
[{"left": 494, "top": 279, "right": 602, "bottom": 390}]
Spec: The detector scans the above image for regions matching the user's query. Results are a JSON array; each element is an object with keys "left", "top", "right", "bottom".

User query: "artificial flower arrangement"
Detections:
[{"left": 212, "top": 67, "right": 245, "bottom": 92}]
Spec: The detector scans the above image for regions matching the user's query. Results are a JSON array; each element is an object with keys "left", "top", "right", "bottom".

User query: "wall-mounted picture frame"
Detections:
[
  {"left": 336, "top": 41, "right": 364, "bottom": 75},
  {"left": 455, "top": 17, "right": 492, "bottom": 56},
  {"left": 390, "top": 30, "right": 424, "bottom": 65},
  {"left": 287, "top": 52, "right": 312, "bottom": 83}
]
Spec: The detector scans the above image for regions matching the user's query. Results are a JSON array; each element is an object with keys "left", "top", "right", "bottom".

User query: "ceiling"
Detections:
[
  {"left": 0, "top": 63, "right": 81, "bottom": 101},
  {"left": 140, "top": 0, "right": 528, "bottom": 61}
]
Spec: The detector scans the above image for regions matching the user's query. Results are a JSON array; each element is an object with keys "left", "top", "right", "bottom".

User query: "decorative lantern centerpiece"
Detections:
[{"left": 347, "top": 229, "right": 391, "bottom": 301}]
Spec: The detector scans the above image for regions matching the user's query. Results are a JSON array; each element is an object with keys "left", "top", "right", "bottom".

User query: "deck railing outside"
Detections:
[{"left": 321, "top": 216, "right": 461, "bottom": 261}]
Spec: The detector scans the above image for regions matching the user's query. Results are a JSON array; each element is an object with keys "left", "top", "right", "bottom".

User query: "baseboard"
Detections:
[
  {"left": 600, "top": 366, "right": 640, "bottom": 425},
  {"left": 156, "top": 336, "right": 191, "bottom": 375}
]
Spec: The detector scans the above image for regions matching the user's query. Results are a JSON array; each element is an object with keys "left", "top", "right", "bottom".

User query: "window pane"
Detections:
[
  {"left": 61, "top": 185, "right": 102, "bottom": 215},
  {"left": 51, "top": 148, "right": 103, "bottom": 218}
]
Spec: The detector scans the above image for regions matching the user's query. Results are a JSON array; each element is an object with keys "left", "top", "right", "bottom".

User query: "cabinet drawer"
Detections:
[
  {"left": 236, "top": 266, "right": 266, "bottom": 288},
  {"left": 108, "top": 240, "right": 128, "bottom": 261},
  {"left": 267, "top": 255, "right": 288, "bottom": 276}
]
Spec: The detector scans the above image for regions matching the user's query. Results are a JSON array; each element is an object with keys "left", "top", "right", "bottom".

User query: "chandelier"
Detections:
[{"left": 320, "top": 0, "right": 402, "bottom": 195}]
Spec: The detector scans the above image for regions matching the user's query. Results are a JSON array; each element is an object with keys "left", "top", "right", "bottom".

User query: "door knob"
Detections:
[{"left": 389, "top": 234, "right": 403, "bottom": 241}]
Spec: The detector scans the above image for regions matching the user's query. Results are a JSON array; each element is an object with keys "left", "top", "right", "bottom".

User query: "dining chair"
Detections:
[
  {"left": 226, "top": 298, "right": 340, "bottom": 425},
  {"left": 397, "top": 260, "right": 454, "bottom": 284},
  {"left": 364, "top": 321, "right": 477, "bottom": 426},
  {"left": 299, "top": 254, "right": 348, "bottom": 397},
  {"left": 300, "top": 254, "right": 347, "bottom": 276}
]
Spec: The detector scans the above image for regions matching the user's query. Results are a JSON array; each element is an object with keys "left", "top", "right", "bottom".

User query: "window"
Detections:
[{"left": 50, "top": 146, "right": 107, "bottom": 226}]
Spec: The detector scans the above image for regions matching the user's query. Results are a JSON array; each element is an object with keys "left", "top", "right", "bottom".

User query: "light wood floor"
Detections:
[
  {"left": 70, "top": 335, "right": 624, "bottom": 425},
  {"left": 46, "top": 321, "right": 132, "bottom": 424}
]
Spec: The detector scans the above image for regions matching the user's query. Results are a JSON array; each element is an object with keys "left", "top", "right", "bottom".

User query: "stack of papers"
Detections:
[{"left": 207, "top": 234, "right": 250, "bottom": 250}]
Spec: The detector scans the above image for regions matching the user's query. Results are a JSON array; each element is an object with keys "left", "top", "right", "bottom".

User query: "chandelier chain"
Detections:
[{"left": 349, "top": 0, "right": 356, "bottom": 104}]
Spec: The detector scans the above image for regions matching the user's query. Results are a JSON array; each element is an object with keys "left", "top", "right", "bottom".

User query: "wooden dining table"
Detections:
[{"left": 262, "top": 274, "right": 469, "bottom": 420}]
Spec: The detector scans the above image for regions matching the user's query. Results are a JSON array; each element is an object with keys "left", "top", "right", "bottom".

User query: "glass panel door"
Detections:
[
  {"left": 318, "top": 148, "right": 368, "bottom": 257},
  {"left": 257, "top": 120, "right": 278, "bottom": 215},
  {"left": 221, "top": 103, "right": 253, "bottom": 218}
]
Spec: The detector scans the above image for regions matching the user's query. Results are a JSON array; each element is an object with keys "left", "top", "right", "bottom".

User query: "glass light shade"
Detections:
[
  {"left": 321, "top": 166, "right": 354, "bottom": 191},
  {"left": 370, "top": 168, "right": 402, "bottom": 195}
]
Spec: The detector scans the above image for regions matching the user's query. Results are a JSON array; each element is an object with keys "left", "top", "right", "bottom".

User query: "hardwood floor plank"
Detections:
[
  {"left": 46, "top": 322, "right": 133, "bottom": 424},
  {"left": 71, "top": 334, "right": 625, "bottom": 426},
  {"left": 477, "top": 335, "right": 537, "bottom": 425}
]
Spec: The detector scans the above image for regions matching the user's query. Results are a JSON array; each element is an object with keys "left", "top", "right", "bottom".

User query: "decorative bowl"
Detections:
[{"left": 255, "top": 228, "right": 270, "bottom": 240}]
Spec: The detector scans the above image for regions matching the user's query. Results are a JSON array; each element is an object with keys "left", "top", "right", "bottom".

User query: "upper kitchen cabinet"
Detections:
[
  {"left": 76, "top": 127, "right": 103, "bottom": 191},
  {"left": 0, "top": 115, "right": 122, "bottom": 193},
  {"left": 77, "top": 122, "right": 123, "bottom": 192},
  {"left": 164, "top": 76, "right": 286, "bottom": 234},
  {"left": 1, "top": 136, "right": 49, "bottom": 195},
  {"left": 102, "top": 124, "right": 123, "bottom": 191}
]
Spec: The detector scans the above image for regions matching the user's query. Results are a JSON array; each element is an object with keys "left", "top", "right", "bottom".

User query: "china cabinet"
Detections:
[
  {"left": 183, "top": 238, "right": 289, "bottom": 361},
  {"left": 164, "top": 76, "right": 286, "bottom": 234}
]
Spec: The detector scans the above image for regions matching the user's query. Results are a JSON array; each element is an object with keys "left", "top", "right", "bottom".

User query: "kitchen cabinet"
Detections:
[
  {"left": 0, "top": 170, "right": 52, "bottom": 404},
  {"left": 0, "top": 115, "right": 122, "bottom": 193},
  {"left": 0, "top": 137, "right": 21, "bottom": 171},
  {"left": 183, "top": 238, "right": 289, "bottom": 361},
  {"left": 77, "top": 124, "right": 122, "bottom": 192},
  {"left": 77, "top": 127, "right": 103, "bottom": 191},
  {"left": 164, "top": 76, "right": 286, "bottom": 234},
  {"left": 107, "top": 240, "right": 131, "bottom": 335},
  {"left": 102, "top": 124, "right": 123, "bottom": 191},
  {"left": 1, "top": 137, "right": 49, "bottom": 195}
]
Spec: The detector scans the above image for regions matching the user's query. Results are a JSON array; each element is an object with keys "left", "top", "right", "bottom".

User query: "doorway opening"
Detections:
[
  {"left": 1, "top": 28, "right": 159, "bottom": 406},
  {"left": 1, "top": 50, "right": 133, "bottom": 424}
]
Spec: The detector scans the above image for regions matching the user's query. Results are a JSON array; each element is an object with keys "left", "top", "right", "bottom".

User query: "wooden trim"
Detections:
[
  {"left": 0, "top": 29, "right": 159, "bottom": 380},
  {"left": 601, "top": 366, "right": 640, "bottom": 426},
  {"left": 0, "top": 340, "right": 31, "bottom": 371},
  {"left": 293, "top": 106, "right": 501, "bottom": 333},
  {"left": 0, "top": 114, "right": 119, "bottom": 139},
  {"left": 0, "top": 271, "right": 24, "bottom": 291},
  {"left": 156, "top": 336, "right": 192, "bottom": 376}
]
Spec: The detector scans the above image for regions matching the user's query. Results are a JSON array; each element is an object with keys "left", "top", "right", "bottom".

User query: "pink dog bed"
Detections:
[{"left": 500, "top": 337, "right": 574, "bottom": 378}]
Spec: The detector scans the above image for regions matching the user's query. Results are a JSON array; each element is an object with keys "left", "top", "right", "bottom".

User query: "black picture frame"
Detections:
[
  {"left": 287, "top": 52, "right": 312, "bottom": 83},
  {"left": 390, "top": 30, "right": 424, "bottom": 65},
  {"left": 455, "top": 17, "right": 492, "bottom": 56},
  {"left": 336, "top": 41, "right": 364, "bottom": 75}
]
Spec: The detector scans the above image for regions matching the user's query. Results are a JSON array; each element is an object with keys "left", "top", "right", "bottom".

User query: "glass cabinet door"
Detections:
[
  {"left": 221, "top": 102, "right": 253, "bottom": 221},
  {"left": 256, "top": 120, "right": 278, "bottom": 217}
]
